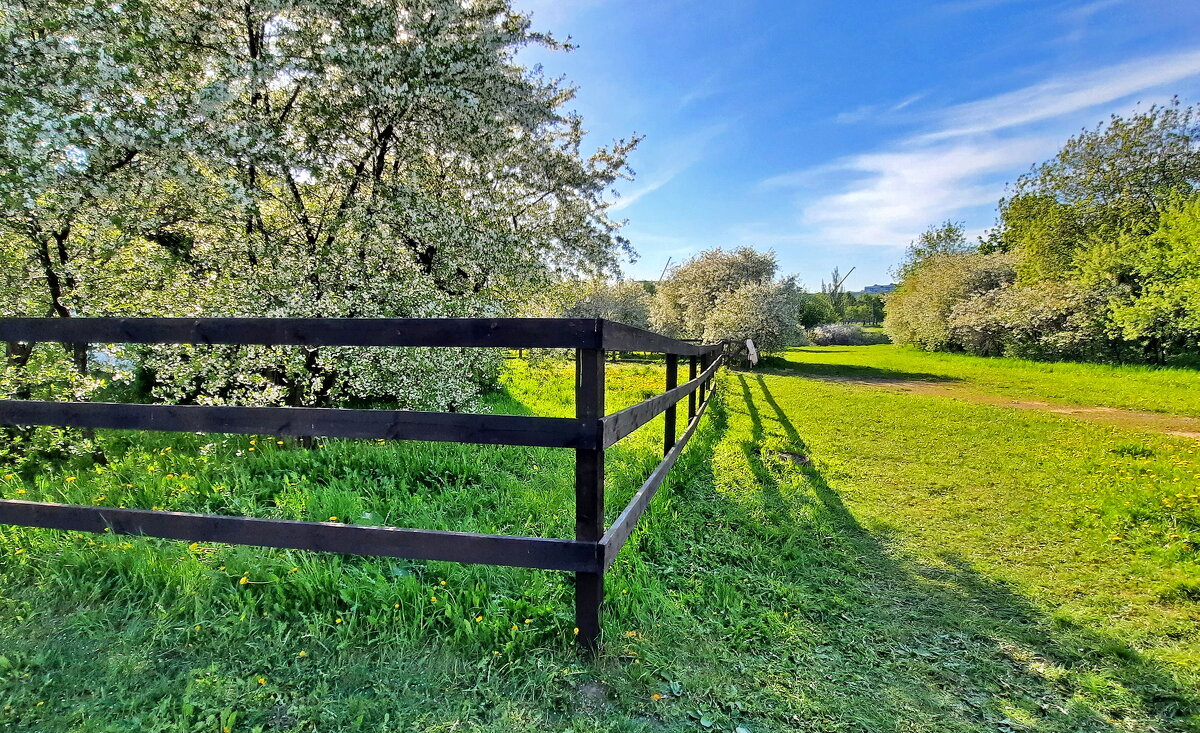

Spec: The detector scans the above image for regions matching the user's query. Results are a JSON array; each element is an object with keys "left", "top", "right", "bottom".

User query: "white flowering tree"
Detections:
[{"left": 2, "top": 0, "right": 639, "bottom": 411}]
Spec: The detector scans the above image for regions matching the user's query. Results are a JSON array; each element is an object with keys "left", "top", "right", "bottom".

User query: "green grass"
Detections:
[
  {"left": 782, "top": 344, "right": 1200, "bottom": 417},
  {"left": 1, "top": 348, "right": 1198, "bottom": 731}
]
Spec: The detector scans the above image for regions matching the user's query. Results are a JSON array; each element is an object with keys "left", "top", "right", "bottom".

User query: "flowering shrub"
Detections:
[{"left": 807, "top": 324, "right": 888, "bottom": 346}]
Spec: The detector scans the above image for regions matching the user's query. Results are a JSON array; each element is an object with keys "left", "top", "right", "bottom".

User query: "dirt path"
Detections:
[{"left": 798, "top": 374, "right": 1200, "bottom": 439}]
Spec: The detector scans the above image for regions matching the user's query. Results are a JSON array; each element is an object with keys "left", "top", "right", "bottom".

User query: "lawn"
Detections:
[
  {"left": 0, "top": 347, "right": 1198, "bottom": 732},
  {"left": 784, "top": 344, "right": 1200, "bottom": 417}
]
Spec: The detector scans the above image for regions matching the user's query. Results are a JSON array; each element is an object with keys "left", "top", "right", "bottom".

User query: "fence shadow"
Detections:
[
  {"left": 622, "top": 371, "right": 1198, "bottom": 731},
  {"left": 749, "top": 355, "right": 964, "bottom": 384}
]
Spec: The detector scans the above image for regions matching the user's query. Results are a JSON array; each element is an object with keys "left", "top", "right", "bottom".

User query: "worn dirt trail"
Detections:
[{"left": 797, "top": 374, "right": 1200, "bottom": 439}]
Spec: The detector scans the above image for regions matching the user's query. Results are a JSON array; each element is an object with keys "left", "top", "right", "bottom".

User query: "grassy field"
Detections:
[
  {"left": 784, "top": 344, "right": 1200, "bottom": 417},
  {"left": 1, "top": 347, "right": 1198, "bottom": 731}
]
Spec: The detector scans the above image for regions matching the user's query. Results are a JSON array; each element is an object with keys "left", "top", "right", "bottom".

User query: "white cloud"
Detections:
[
  {"left": 762, "top": 47, "right": 1200, "bottom": 248},
  {"left": 610, "top": 121, "right": 730, "bottom": 212},
  {"left": 919, "top": 48, "right": 1200, "bottom": 141}
]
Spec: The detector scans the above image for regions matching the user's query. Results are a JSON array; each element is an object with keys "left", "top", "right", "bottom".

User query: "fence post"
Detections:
[
  {"left": 574, "top": 346, "right": 605, "bottom": 651},
  {"left": 664, "top": 354, "right": 678, "bottom": 455},
  {"left": 688, "top": 356, "right": 697, "bottom": 420}
]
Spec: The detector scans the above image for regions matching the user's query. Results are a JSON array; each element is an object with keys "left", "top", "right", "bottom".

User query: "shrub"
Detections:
[
  {"left": 884, "top": 252, "right": 1016, "bottom": 350},
  {"left": 808, "top": 324, "right": 889, "bottom": 346},
  {"left": 949, "top": 282, "right": 1119, "bottom": 361}
]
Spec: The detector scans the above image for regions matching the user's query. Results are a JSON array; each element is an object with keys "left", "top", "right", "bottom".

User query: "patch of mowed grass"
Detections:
[
  {"left": 781, "top": 344, "right": 1200, "bottom": 416},
  {"left": 0, "top": 352, "right": 1198, "bottom": 731}
]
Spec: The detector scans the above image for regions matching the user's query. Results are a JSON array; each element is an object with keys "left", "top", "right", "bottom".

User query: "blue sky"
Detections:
[{"left": 514, "top": 0, "right": 1200, "bottom": 290}]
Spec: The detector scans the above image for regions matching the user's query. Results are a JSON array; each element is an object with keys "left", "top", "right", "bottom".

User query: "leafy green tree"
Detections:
[
  {"left": 894, "top": 221, "right": 973, "bottom": 280},
  {"left": 990, "top": 100, "right": 1200, "bottom": 280},
  {"left": 1109, "top": 195, "right": 1200, "bottom": 363}
]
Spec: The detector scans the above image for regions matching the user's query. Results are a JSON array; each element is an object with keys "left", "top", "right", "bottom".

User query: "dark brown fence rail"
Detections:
[{"left": 0, "top": 317, "right": 724, "bottom": 650}]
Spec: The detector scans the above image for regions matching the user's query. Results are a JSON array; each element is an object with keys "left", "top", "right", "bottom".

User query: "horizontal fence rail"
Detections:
[
  {"left": 0, "top": 317, "right": 726, "bottom": 652},
  {"left": 0, "top": 400, "right": 598, "bottom": 449}
]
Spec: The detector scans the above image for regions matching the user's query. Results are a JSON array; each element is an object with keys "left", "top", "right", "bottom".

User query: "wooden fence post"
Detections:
[
  {"left": 688, "top": 356, "right": 697, "bottom": 420},
  {"left": 574, "top": 347, "right": 605, "bottom": 651},
  {"left": 664, "top": 354, "right": 678, "bottom": 455}
]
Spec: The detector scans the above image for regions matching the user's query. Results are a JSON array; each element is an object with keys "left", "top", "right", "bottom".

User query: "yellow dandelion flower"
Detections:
[
  {"left": 524, "top": 618, "right": 531, "bottom": 624},
  {"left": 651, "top": 693, "right": 662, "bottom": 700},
  {"left": 65, "top": 476, "right": 76, "bottom": 482},
  {"left": 329, "top": 516, "right": 338, "bottom": 522},
  {"left": 439, "top": 580, "right": 446, "bottom": 586},
  {"left": 289, "top": 567, "right": 298, "bottom": 574},
  {"left": 298, "top": 650, "right": 307, "bottom": 657},
  {"left": 250, "top": 440, "right": 257, "bottom": 445},
  {"left": 195, "top": 625, "right": 201, "bottom": 631},
  {"left": 257, "top": 677, "right": 266, "bottom": 685},
  {"left": 335, "top": 618, "right": 343, "bottom": 624},
  {"left": 573, "top": 627, "right": 579, "bottom": 635},
  {"left": 475, "top": 615, "right": 483, "bottom": 622},
  {"left": 431, "top": 596, "right": 438, "bottom": 603},
  {"left": 239, "top": 576, "right": 249, "bottom": 585},
  {"left": 16, "top": 489, "right": 26, "bottom": 494}
]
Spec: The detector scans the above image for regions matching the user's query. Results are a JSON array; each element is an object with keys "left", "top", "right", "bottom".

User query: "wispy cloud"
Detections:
[
  {"left": 919, "top": 48, "right": 1200, "bottom": 141},
  {"left": 762, "top": 47, "right": 1200, "bottom": 248},
  {"left": 610, "top": 121, "right": 730, "bottom": 212}
]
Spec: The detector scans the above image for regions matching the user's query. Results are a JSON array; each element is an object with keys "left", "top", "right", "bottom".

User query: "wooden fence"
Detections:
[{"left": 0, "top": 317, "right": 724, "bottom": 650}]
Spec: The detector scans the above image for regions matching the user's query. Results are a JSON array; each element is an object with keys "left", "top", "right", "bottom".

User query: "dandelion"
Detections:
[
  {"left": 3, "top": 474, "right": 12, "bottom": 479},
  {"left": 651, "top": 694, "right": 662, "bottom": 700},
  {"left": 16, "top": 489, "right": 26, "bottom": 495},
  {"left": 257, "top": 677, "right": 266, "bottom": 685},
  {"left": 65, "top": 476, "right": 76, "bottom": 482},
  {"left": 239, "top": 576, "right": 249, "bottom": 585},
  {"left": 195, "top": 625, "right": 201, "bottom": 631},
  {"left": 298, "top": 650, "right": 307, "bottom": 657},
  {"left": 14, "top": 549, "right": 23, "bottom": 555},
  {"left": 511, "top": 624, "right": 518, "bottom": 631},
  {"left": 625, "top": 631, "right": 638, "bottom": 637},
  {"left": 335, "top": 618, "right": 343, "bottom": 624},
  {"left": 475, "top": 616, "right": 483, "bottom": 622},
  {"left": 277, "top": 441, "right": 285, "bottom": 445},
  {"left": 439, "top": 580, "right": 446, "bottom": 586},
  {"left": 524, "top": 618, "right": 531, "bottom": 624},
  {"left": 188, "top": 542, "right": 200, "bottom": 552},
  {"left": 573, "top": 627, "right": 579, "bottom": 635},
  {"left": 431, "top": 596, "right": 437, "bottom": 603},
  {"left": 394, "top": 603, "right": 400, "bottom": 608},
  {"left": 329, "top": 516, "right": 338, "bottom": 522},
  {"left": 289, "top": 567, "right": 298, "bottom": 574}
]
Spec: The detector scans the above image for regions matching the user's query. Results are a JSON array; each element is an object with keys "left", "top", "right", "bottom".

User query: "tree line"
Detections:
[{"left": 886, "top": 100, "right": 1200, "bottom": 366}]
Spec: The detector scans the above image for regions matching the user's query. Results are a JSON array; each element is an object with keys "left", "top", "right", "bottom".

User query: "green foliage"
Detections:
[
  {"left": 891, "top": 101, "right": 1200, "bottom": 364},
  {"left": 1109, "top": 196, "right": 1200, "bottom": 361},
  {"left": 894, "top": 220, "right": 973, "bottom": 280}
]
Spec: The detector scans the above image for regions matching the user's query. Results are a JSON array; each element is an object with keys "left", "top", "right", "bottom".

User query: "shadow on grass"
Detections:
[
  {"left": 621, "top": 371, "right": 1198, "bottom": 731},
  {"left": 748, "top": 355, "right": 965, "bottom": 384}
]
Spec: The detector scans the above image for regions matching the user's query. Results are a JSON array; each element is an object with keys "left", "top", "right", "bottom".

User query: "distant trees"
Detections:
[{"left": 887, "top": 100, "right": 1200, "bottom": 365}]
